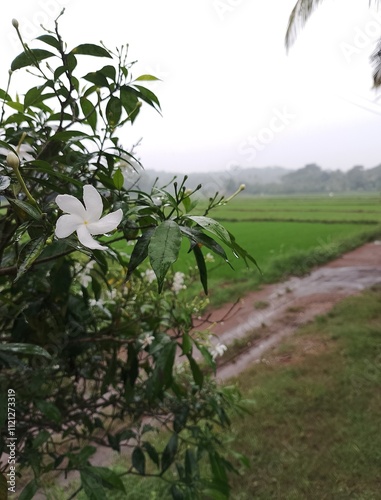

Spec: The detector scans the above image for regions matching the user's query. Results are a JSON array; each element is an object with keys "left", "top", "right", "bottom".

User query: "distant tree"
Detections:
[{"left": 285, "top": 0, "right": 381, "bottom": 87}]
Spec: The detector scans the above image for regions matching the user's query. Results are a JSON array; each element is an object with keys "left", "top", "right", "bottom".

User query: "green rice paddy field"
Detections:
[{"left": 174, "top": 194, "right": 381, "bottom": 303}]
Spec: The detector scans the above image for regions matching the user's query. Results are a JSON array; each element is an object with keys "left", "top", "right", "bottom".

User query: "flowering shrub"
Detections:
[{"left": 0, "top": 12, "right": 255, "bottom": 500}]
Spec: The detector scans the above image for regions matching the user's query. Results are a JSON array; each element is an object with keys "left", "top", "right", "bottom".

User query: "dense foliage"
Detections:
[{"left": 0, "top": 13, "right": 254, "bottom": 499}]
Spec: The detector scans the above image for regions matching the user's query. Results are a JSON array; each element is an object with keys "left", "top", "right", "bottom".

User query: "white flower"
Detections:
[
  {"left": 143, "top": 269, "right": 156, "bottom": 284},
  {"left": 55, "top": 185, "right": 123, "bottom": 251},
  {"left": 171, "top": 271, "right": 186, "bottom": 294},
  {"left": 75, "top": 260, "right": 95, "bottom": 287},
  {"left": 89, "top": 298, "right": 112, "bottom": 317},
  {"left": 204, "top": 252, "right": 215, "bottom": 263},
  {"left": 210, "top": 342, "right": 227, "bottom": 360},
  {"left": 139, "top": 333, "right": 155, "bottom": 349}
]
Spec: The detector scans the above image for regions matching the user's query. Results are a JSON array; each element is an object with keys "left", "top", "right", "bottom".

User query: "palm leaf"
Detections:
[{"left": 285, "top": 0, "right": 325, "bottom": 50}]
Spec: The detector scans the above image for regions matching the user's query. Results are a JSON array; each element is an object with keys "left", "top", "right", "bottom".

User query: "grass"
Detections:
[
  {"left": 176, "top": 223, "right": 381, "bottom": 308},
  {"left": 227, "top": 285, "right": 381, "bottom": 499},
  {"left": 168, "top": 193, "right": 381, "bottom": 307}
]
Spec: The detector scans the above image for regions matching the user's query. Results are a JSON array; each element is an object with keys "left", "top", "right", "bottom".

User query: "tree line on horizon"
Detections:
[{"left": 133, "top": 163, "right": 381, "bottom": 196}]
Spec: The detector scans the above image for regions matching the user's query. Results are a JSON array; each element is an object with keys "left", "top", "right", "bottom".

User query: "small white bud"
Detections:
[
  {"left": 239, "top": 184, "right": 246, "bottom": 191},
  {"left": 6, "top": 151, "right": 20, "bottom": 170},
  {"left": 12, "top": 19, "right": 19, "bottom": 29}
]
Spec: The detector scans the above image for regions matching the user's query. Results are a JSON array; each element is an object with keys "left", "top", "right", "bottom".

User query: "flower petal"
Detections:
[
  {"left": 87, "top": 209, "right": 123, "bottom": 235},
  {"left": 55, "top": 214, "right": 83, "bottom": 238},
  {"left": 76, "top": 224, "right": 107, "bottom": 250},
  {"left": 56, "top": 194, "right": 86, "bottom": 218},
  {"left": 83, "top": 185, "right": 103, "bottom": 222}
]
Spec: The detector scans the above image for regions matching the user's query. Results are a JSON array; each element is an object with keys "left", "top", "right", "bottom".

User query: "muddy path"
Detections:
[{"left": 194, "top": 241, "right": 381, "bottom": 381}]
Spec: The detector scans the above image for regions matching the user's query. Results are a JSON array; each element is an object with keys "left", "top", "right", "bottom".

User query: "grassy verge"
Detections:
[{"left": 228, "top": 285, "right": 381, "bottom": 499}]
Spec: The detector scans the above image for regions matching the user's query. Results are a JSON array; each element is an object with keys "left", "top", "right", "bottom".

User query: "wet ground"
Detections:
[{"left": 194, "top": 241, "right": 381, "bottom": 380}]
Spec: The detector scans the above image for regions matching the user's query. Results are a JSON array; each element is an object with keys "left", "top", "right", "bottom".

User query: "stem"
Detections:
[{"left": 13, "top": 164, "right": 41, "bottom": 211}]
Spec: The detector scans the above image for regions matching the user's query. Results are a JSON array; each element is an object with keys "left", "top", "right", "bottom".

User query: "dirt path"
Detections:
[{"left": 194, "top": 241, "right": 381, "bottom": 381}]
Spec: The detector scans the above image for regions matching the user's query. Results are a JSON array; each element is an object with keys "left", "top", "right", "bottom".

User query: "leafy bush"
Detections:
[{"left": 0, "top": 12, "right": 253, "bottom": 500}]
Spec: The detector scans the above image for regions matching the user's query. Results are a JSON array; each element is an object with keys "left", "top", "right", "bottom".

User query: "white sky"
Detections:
[{"left": 1, "top": 0, "right": 381, "bottom": 173}]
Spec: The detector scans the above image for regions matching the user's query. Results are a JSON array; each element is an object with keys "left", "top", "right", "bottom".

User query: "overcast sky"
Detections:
[{"left": 1, "top": 0, "right": 381, "bottom": 173}]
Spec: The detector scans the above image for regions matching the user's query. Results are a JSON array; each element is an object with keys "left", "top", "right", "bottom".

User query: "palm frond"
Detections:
[
  {"left": 286, "top": 0, "right": 381, "bottom": 50},
  {"left": 285, "top": 0, "right": 325, "bottom": 50},
  {"left": 370, "top": 38, "right": 381, "bottom": 87}
]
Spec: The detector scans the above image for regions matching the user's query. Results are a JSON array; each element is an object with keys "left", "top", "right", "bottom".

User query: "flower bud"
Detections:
[
  {"left": 6, "top": 152, "right": 20, "bottom": 170},
  {"left": 239, "top": 184, "right": 246, "bottom": 191},
  {"left": 11, "top": 19, "right": 19, "bottom": 29}
]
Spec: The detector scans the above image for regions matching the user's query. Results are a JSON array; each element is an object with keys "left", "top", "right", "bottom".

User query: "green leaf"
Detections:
[
  {"left": 187, "top": 355, "right": 204, "bottom": 387},
  {"left": 19, "top": 479, "right": 39, "bottom": 500},
  {"left": 135, "top": 74, "right": 160, "bottom": 81},
  {"left": 161, "top": 434, "right": 178, "bottom": 474},
  {"left": 185, "top": 449, "right": 198, "bottom": 482},
  {"left": 106, "top": 96, "right": 122, "bottom": 127},
  {"left": 134, "top": 84, "right": 161, "bottom": 111},
  {"left": 32, "top": 430, "right": 50, "bottom": 449},
  {"left": 80, "top": 469, "right": 105, "bottom": 500},
  {"left": 36, "top": 34, "right": 61, "bottom": 50},
  {"left": 69, "top": 446, "right": 97, "bottom": 466},
  {"left": 51, "top": 130, "right": 95, "bottom": 142},
  {"left": 187, "top": 216, "right": 259, "bottom": 271},
  {"left": 5, "top": 101, "right": 24, "bottom": 112},
  {"left": 83, "top": 70, "right": 110, "bottom": 88},
  {"left": 180, "top": 226, "right": 232, "bottom": 268},
  {"left": 24, "top": 86, "right": 55, "bottom": 109},
  {"left": 36, "top": 401, "right": 62, "bottom": 424},
  {"left": 192, "top": 244, "right": 208, "bottom": 295},
  {"left": 143, "top": 442, "right": 160, "bottom": 467},
  {"left": 95, "top": 467, "right": 126, "bottom": 492},
  {"left": 0, "top": 343, "right": 51, "bottom": 359},
  {"left": 182, "top": 333, "right": 192, "bottom": 356},
  {"left": 187, "top": 216, "right": 231, "bottom": 246},
  {"left": 148, "top": 220, "right": 181, "bottom": 292},
  {"left": 113, "top": 168, "right": 124, "bottom": 190},
  {"left": 80, "top": 96, "right": 97, "bottom": 132},
  {"left": 196, "top": 344, "right": 215, "bottom": 370},
  {"left": 65, "top": 53, "right": 77, "bottom": 73},
  {"left": 0, "top": 88, "right": 12, "bottom": 101},
  {"left": 226, "top": 232, "right": 261, "bottom": 272},
  {"left": 71, "top": 43, "right": 112, "bottom": 58},
  {"left": 15, "top": 236, "right": 46, "bottom": 281},
  {"left": 132, "top": 447, "right": 146, "bottom": 475},
  {"left": 11, "top": 49, "right": 55, "bottom": 71},
  {"left": 120, "top": 85, "right": 140, "bottom": 123},
  {"left": 126, "top": 228, "right": 155, "bottom": 280},
  {"left": 48, "top": 112, "right": 73, "bottom": 121},
  {"left": 8, "top": 199, "right": 42, "bottom": 221},
  {"left": 80, "top": 466, "right": 125, "bottom": 497},
  {"left": 99, "top": 65, "right": 116, "bottom": 81}
]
